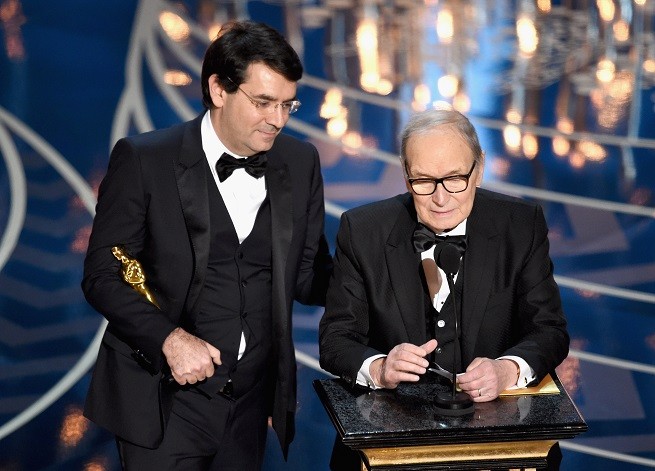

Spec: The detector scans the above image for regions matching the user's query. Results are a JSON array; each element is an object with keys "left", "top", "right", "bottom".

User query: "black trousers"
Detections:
[{"left": 117, "top": 378, "right": 268, "bottom": 471}]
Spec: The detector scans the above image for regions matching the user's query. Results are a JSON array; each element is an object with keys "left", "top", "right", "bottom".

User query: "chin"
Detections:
[{"left": 426, "top": 218, "right": 457, "bottom": 233}]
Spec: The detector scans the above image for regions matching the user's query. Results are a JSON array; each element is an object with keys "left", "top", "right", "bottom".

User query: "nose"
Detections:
[
  {"left": 266, "top": 105, "right": 287, "bottom": 128},
  {"left": 431, "top": 183, "right": 450, "bottom": 206}
]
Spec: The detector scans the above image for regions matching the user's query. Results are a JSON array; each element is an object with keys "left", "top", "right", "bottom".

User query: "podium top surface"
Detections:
[{"left": 313, "top": 376, "right": 587, "bottom": 448}]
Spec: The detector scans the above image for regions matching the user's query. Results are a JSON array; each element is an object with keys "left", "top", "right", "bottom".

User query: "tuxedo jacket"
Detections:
[
  {"left": 82, "top": 114, "right": 331, "bottom": 453},
  {"left": 319, "top": 190, "right": 569, "bottom": 387}
]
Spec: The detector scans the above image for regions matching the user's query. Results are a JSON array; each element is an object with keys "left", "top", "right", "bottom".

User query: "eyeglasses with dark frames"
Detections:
[
  {"left": 406, "top": 160, "right": 477, "bottom": 195},
  {"left": 226, "top": 76, "right": 301, "bottom": 115}
]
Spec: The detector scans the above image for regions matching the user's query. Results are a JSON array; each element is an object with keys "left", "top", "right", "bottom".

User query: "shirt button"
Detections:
[
  {"left": 241, "top": 280, "right": 247, "bottom": 287},
  {"left": 436, "top": 347, "right": 443, "bottom": 354},
  {"left": 437, "top": 320, "right": 446, "bottom": 328}
]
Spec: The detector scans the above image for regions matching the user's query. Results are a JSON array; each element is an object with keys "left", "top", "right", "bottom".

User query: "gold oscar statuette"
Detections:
[{"left": 111, "top": 246, "right": 160, "bottom": 309}]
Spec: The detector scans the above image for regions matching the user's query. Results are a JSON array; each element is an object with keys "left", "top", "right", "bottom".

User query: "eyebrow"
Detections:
[
  {"left": 242, "top": 88, "right": 297, "bottom": 102},
  {"left": 410, "top": 168, "right": 467, "bottom": 179}
]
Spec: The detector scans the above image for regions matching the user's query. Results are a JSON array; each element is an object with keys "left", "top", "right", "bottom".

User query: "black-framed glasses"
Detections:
[
  {"left": 226, "top": 76, "right": 301, "bottom": 115},
  {"left": 407, "top": 161, "right": 477, "bottom": 195}
]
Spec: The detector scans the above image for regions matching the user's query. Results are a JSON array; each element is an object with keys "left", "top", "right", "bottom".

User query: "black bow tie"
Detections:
[
  {"left": 215, "top": 152, "right": 267, "bottom": 182},
  {"left": 412, "top": 223, "right": 467, "bottom": 256}
]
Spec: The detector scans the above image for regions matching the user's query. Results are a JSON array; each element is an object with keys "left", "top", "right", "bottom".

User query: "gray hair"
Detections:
[{"left": 399, "top": 109, "right": 483, "bottom": 172}]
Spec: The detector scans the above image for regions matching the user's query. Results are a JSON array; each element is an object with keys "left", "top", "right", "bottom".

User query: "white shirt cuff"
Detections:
[
  {"left": 356, "top": 354, "right": 387, "bottom": 389},
  {"left": 498, "top": 355, "right": 536, "bottom": 389}
]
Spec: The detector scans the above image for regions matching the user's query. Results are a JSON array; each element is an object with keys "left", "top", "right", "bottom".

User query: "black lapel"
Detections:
[
  {"left": 264, "top": 150, "right": 293, "bottom": 338},
  {"left": 461, "top": 190, "right": 502, "bottom": 361},
  {"left": 264, "top": 148, "right": 295, "bottom": 454},
  {"left": 173, "top": 115, "right": 210, "bottom": 315},
  {"left": 385, "top": 194, "right": 427, "bottom": 344}
]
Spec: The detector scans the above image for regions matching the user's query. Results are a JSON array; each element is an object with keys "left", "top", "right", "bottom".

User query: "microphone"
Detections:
[
  {"left": 433, "top": 243, "right": 474, "bottom": 416},
  {"left": 436, "top": 243, "right": 460, "bottom": 276}
]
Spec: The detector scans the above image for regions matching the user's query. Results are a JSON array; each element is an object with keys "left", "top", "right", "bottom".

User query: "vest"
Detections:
[
  {"left": 184, "top": 164, "right": 273, "bottom": 398},
  {"left": 425, "top": 261, "right": 465, "bottom": 372}
]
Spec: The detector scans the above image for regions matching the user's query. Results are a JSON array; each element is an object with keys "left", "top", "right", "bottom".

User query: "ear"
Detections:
[
  {"left": 208, "top": 74, "right": 226, "bottom": 108},
  {"left": 475, "top": 152, "right": 485, "bottom": 187},
  {"left": 402, "top": 158, "right": 412, "bottom": 193}
]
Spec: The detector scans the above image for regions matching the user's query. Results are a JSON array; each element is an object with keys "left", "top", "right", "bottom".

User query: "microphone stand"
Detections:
[{"left": 434, "top": 244, "right": 474, "bottom": 416}]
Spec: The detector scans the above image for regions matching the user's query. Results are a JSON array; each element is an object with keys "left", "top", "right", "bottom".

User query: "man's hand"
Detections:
[
  {"left": 162, "top": 327, "right": 222, "bottom": 385},
  {"left": 369, "top": 339, "right": 438, "bottom": 389},
  {"left": 457, "top": 358, "right": 518, "bottom": 402}
]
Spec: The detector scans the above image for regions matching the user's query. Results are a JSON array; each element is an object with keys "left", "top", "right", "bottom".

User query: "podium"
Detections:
[{"left": 314, "top": 374, "right": 587, "bottom": 470}]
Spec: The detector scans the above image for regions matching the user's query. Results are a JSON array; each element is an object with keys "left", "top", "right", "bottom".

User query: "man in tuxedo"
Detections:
[
  {"left": 319, "top": 108, "right": 568, "bottom": 469},
  {"left": 82, "top": 20, "right": 331, "bottom": 470}
]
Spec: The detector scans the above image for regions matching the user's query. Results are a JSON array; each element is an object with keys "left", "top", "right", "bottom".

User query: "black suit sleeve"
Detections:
[
  {"left": 81, "top": 138, "right": 177, "bottom": 371},
  {"left": 319, "top": 212, "right": 384, "bottom": 386},
  {"left": 293, "top": 144, "right": 333, "bottom": 306},
  {"left": 498, "top": 204, "right": 569, "bottom": 380}
]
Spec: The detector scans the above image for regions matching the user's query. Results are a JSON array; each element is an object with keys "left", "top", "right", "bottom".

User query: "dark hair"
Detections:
[{"left": 200, "top": 20, "right": 303, "bottom": 109}]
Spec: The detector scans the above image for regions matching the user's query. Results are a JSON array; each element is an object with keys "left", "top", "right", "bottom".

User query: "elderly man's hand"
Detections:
[
  {"left": 369, "top": 339, "right": 438, "bottom": 389},
  {"left": 456, "top": 358, "right": 519, "bottom": 402}
]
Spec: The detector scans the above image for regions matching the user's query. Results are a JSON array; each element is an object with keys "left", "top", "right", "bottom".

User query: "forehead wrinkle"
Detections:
[
  {"left": 406, "top": 130, "right": 474, "bottom": 178},
  {"left": 408, "top": 161, "right": 470, "bottom": 179}
]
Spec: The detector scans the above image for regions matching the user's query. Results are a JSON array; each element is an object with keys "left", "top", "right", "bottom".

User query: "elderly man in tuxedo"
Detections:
[
  {"left": 83, "top": 20, "right": 331, "bottom": 470},
  {"left": 319, "top": 108, "right": 569, "bottom": 468}
]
